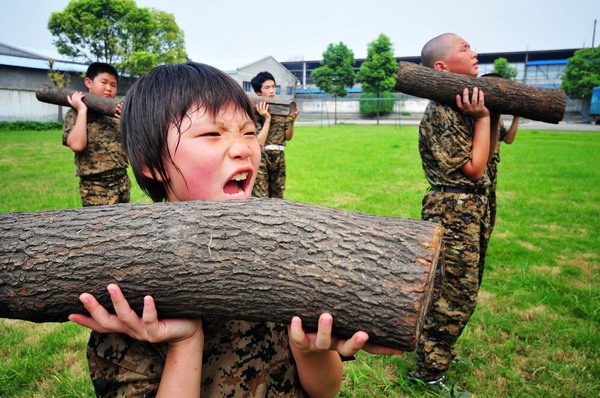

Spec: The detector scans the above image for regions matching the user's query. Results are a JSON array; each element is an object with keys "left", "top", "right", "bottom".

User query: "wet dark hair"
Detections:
[
  {"left": 121, "top": 62, "right": 256, "bottom": 202},
  {"left": 250, "top": 71, "right": 276, "bottom": 94},
  {"left": 86, "top": 62, "right": 119, "bottom": 82}
]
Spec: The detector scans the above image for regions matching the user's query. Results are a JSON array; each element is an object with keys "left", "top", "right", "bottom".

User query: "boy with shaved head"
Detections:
[{"left": 410, "top": 33, "right": 497, "bottom": 398}]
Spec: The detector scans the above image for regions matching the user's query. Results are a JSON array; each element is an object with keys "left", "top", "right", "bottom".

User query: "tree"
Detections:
[
  {"left": 491, "top": 57, "right": 518, "bottom": 80},
  {"left": 311, "top": 42, "right": 355, "bottom": 124},
  {"left": 48, "top": 0, "right": 187, "bottom": 77},
  {"left": 560, "top": 47, "right": 600, "bottom": 97},
  {"left": 357, "top": 34, "right": 398, "bottom": 124}
]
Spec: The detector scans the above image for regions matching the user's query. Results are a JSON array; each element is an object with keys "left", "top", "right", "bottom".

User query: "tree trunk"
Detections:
[
  {"left": 36, "top": 85, "right": 297, "bottom": 118},
  {"left": 394, "top": 61, "right": 567, "bottom": 124},
  {"left": 0, "top": 199, "right": 442, "bottom": 351},
  {"left": 247, "top": 95, "right": 297, "bottom": 117}
]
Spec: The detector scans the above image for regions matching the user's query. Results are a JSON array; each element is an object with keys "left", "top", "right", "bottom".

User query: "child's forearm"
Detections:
[
  {"left": 503, "top": 116, "right": 520, "bottom": 144},
  {"left": 460, "top": 115, "right": 490, "bottom": 181},
  {"left": 285, "top": 122, "right": 294, "bottom": 141},
  {"left": 257, "top": 118, "right": 271, "bottom": 147},
  {"left": 292, "top": 349, "right": 343, "bottom": 398},
  {"left": 157, "top": 331, "right": 204, "bottom": 397},
  {"left": 66, "top": 111, "right": 89, "bottom": 152}
]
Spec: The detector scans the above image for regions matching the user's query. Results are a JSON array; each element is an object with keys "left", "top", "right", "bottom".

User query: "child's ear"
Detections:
[
  {"left": 433, "top": 61, "right": 448, "bottom": 72},
  {"left": 84, "top": 77, "right": 93, "bottom": 90},
  {"left": 141, "top": 166, "right": 166, "bottom": 182}
]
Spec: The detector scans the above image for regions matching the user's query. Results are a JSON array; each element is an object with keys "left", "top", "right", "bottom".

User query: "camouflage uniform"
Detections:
[
  {"left": 251, "top": 114, "right": 289, "bottom": 198},
  {"left": 413, "top": 101, "right": 491, "bottom": 381},
  {"left": 486, "top": 121, "right": 508, "bottom": 239},
  {"left": 63, "top": 108, "right": 130, "bottom": 207},
  {"left": 87, "top": 320, "right": 309, "bottom": 397}
]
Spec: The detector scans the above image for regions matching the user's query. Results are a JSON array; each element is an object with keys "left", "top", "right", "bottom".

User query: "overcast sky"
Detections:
[{"left": 1, "top": 0, "right": 598, "bottom": 70}]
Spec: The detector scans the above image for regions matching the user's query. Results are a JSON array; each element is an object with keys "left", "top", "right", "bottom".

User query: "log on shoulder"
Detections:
[
  {"left": 394, "top": 61, "right": 566, "bottom": 124},
  {"left": 36, "top": 84, "right": 119, "bottom": 118},
  {"left": 36, "top": 85, "right": 297, "bottom": 118},
  {"left": 0, "top": 199, "right": 442, "bottom": 351}
]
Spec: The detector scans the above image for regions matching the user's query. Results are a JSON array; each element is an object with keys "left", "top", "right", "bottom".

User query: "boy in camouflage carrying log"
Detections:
[
  {"left": 68, "top": 62, "right": 401, "bottom": 397},
  {"left": 251, "top": 71, "right": 301, "bottom": 198},
  {"left": 62, "top": 62, "right": 130, "bottom": 207},
  {"left": 410, "top": 33, "right": 498, "bottom": 398}
]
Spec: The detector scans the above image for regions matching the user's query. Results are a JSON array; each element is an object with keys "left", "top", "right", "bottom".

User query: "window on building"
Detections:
[
  {"left": 286, "top": 86, "right": 292, "bottom": 95},
  {"left": 243, "top": 81, "right": 252, "bottom": 92}
]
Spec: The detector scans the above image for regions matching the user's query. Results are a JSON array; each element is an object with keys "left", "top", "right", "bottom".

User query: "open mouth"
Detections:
[{"left": 223, "top": 171, "right": 250, "bottom": 198}]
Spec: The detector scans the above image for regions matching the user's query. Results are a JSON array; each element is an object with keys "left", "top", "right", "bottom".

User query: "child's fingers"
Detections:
[
  {"left": 334, "top": 331, "right": 369, "bottom": 357},
  {"left": 141, "top": 295, "right": 161, "bottom": 338},
  {"left": 68, "top": 313, "right": 113, "bottom": 333},
  {"left": 314, "top": 313, "right": 333, "bottom": 350},
  {"left": 76, "top": 292, "right": 122, "bottom": 331},
  {"left": 462, "top": 88, "right": 471, "bottom": 105},
  {"left": 107, "top": 284, "right": 143, "bottom": 330},
  {"left": 288, "top": 316, "right": 307, "bottom": 346}
]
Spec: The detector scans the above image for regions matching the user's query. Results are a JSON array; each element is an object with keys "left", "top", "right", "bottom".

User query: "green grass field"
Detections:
[{"left": 1, "top": 125, "right": 599, "bottom": 397}]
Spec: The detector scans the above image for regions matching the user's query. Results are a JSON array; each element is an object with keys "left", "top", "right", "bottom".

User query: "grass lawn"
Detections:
[{"left": 1, "top": 125, "right": 599, "bottom": 397}]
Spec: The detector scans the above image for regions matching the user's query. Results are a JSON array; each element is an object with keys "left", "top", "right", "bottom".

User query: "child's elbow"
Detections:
[{"left": 68, "top": 141, "right": 86, "bottom": 153}]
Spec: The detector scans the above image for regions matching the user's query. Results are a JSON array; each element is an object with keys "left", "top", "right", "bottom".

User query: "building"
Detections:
[{"left": 229, "top": 56, "right": 298, "bottom": 100}]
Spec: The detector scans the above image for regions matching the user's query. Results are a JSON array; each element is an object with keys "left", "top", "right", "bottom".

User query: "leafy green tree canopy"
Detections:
[
  {"left": 48, "top": 0, "right": 187, "bottom": 77},
  {"left": 560, "top": 47, "right": 600, "bottom": 97},
  {"left": 311, "top": 42, "right": 355, "bottom": 97},
  {"left": 491, "top": 57, "right": 518, "bottom": 80},
  {"left": 357, "top": 34, "right": 398, "bottom": 95}
]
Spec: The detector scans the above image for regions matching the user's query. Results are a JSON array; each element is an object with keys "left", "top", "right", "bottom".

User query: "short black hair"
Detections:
[
  {"left": 86, "top": 62, "right": 119, "bottom": 82},
  {"left": 121, "top": 62, "right": 256, "bottom": 202},
  {"left": 250, "top": 71, "right": 275, "bottom": 94}
]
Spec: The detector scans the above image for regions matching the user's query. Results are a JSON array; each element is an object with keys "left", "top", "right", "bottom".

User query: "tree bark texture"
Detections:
[
  {"left": 394, "top": 61, "right": 566, "bottom": 124},
  {"left": 247, "top": 95, "right": 297, "bottom": 116},
  {"left": 36, "top": 85, "right": 297, "bottom": 117},
  {"left": 36, "top": 84, "right": 119, "bottom": 118},
  {"left": 0, "top": 199, "right": 442, "bottom": 351}
]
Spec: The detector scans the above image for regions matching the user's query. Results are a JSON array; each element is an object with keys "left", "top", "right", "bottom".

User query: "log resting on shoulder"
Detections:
[
  {"left": 394, "top": 61, "right": 566, "bottom": 124},
  {"left": 0, "top": 199, "right": 442, "bottom": 351},
  {"left": 35, "top": 85, "right": 297, "bottom": 117}
]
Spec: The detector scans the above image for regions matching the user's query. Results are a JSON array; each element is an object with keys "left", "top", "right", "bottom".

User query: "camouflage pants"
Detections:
[
  {"left": 414, "top": 191, "right": 490, "bottom": 381},
  {"left": 80, "top": 169, "right": 131, "bottom": 207},
  {"left": 251, "top": 149, "right": 286, "bottom": 198}
]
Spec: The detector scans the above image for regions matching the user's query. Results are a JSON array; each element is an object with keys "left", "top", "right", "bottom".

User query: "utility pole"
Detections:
[{"left": 593, "top": 19, "right": 597, "bottom": 48}]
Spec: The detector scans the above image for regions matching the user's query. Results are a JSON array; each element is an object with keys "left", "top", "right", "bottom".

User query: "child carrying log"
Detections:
[
  {"left": 62, "top": 62, "right": 131, "bottom": 207},
  {"left": 410, "top": 33, "right": 497, "bottom": 398},
  {"left": 68, "top": 62, "right": 401, "bottom": 397},
  {"left": 250, "top": 71, "right": 301, "bottom": 198}
]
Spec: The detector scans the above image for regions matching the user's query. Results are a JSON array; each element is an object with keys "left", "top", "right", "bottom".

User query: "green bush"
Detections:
[
  {"left": 0, "top": 121, "right": 63, "bottom": 131},
  {"left": 359, "top": 91, "right": 396, "bottom": 116}
]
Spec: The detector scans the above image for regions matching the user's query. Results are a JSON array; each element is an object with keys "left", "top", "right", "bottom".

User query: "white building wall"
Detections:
[{"left": 0, "top": 88, "right": 68, "bottom": 121}]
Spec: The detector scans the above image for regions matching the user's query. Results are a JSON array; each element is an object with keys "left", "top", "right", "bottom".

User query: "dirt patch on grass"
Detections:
[
  {"left": 531, "top": 265, "right": 561, "bottom": 276},
  {"left": 517, "top": 241, "right": 541, "bottom": 251},
  {"left": 556, "top": 251, "right": 599, "bottom": 272},
  {"left": 516, "top": 305, "right": 548, "bottom": 322}
]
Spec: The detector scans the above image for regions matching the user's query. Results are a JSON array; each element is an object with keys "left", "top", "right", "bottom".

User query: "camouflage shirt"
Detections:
[
  {"left": 419, "top": 101, "right": 491, "bottom": 188},
  {"left": 87, "top": 320, "right": 308, "bottom": 397},
  {"left": 62, "top": 108, "right": 128, "bottom": 176},
  {"left": 256, "top": 114, "right": 290, "bottom": 146},
  {"left": 488, "top": 121, "right": 508, "bottom": 185}
]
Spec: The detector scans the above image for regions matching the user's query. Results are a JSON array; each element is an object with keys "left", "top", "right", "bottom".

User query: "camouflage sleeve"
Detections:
[
  {"left": 62, "top": 108, "right": 77, "bottom": 146},
  {"left": 498, "top": 120, "right": 508, "bottom": 142},
  {"left": 87, "top": 331, "right": 166, "bottom": 398},
  {"left": 425, "top": 104, "right": 474, "bottom": 174}
]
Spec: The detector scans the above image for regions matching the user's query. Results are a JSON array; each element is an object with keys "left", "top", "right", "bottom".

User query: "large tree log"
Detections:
[
  {"left": 36, "top": 85, "right": 297, "bottom": 117},
  {"left": 0, "top": 199, "right": 442, "bottom": 351},
  {"left": 394, "top": 61, "right": 566, "bottom": 124}
]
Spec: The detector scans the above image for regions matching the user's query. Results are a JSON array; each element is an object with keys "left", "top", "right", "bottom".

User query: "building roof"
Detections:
[{"left": 0, "top": 42, "right": 88, "bottom": 73}]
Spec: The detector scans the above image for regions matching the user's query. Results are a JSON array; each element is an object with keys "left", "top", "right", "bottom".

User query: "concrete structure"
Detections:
[
  {"left": 229, "top": 56, "right": 298, "bottom": 100},
  {"left": 0, "top": 42, "right": 134, "bottom": 122}
]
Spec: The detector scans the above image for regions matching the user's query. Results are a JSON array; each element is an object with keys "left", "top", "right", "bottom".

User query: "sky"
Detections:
[{"left": 1, "top": 0, "right": 598, "bottom": 71}]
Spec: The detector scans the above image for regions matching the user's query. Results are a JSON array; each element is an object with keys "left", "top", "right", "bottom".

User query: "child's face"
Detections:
[
  {"left": 160, "top": 104, "right": 260, "bottom": 202},
  {"left": 85, "top": 72, "right": 118, "bottom": 99},
  {"left": 258, "top": 79, "right": 276, "bottom": 98},
  {"left": 440, "top": 35, "right": 479, "bottom": 76}
]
